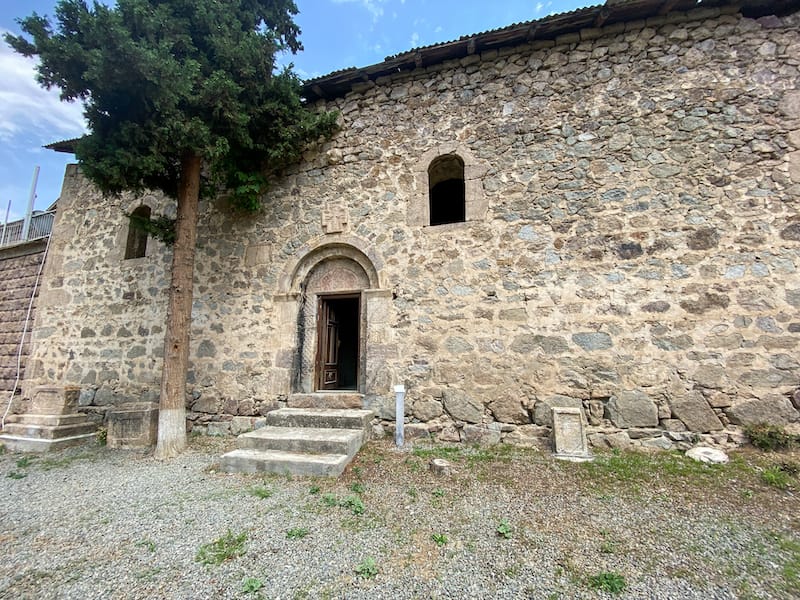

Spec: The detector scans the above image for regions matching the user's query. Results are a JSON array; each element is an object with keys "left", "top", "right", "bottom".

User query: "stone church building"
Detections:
[{"left": 13, "top": 0, "right": 800, "bottom": 451}]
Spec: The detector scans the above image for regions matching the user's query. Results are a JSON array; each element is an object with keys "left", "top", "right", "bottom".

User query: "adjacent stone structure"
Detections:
[
  {"left": 18, "top": 0, "right": 800, "bottom": 450},
  {"left": 0, "top": 240, "right": 47, "bottom": 397}
]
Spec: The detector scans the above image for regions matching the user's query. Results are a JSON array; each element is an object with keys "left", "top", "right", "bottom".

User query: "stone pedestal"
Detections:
[
  {"left": 0, "top": 385, "right": 96, "bottom": 452},
  {"left": 108, "top": 402, "right": 159, "bottom": 448},
  {"left": 552, "top": 406, "right": 592, "bottom": 462}
]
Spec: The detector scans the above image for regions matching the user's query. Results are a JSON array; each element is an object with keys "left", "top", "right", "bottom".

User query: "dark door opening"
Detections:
[{"left": 316, "top": 294, "right": 360, "bottom": 391}]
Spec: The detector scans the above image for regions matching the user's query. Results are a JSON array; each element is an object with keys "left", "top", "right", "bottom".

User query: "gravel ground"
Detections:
[{"left": 1, "top": 437, "right": 798, "bottom": 600}]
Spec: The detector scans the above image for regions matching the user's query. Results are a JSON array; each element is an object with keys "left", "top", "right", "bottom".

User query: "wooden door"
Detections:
[{"left": 316, "top": 298, "right": 340, "bottom": 390}]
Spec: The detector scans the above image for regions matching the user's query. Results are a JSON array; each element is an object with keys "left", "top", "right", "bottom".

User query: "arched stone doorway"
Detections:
[
  {"left": 300, "top": 257, "right": 371, "bottom": 393},
  {"left": 273, "top": 240, "right": 394, "bottom": 406}
]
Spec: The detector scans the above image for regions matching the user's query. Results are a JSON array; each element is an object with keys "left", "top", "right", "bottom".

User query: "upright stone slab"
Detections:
[
  {"left": 107, "top": 402, "right": 159, "bottom": 448},
  {"left": 551, "top": 407, "right": 592, "bottom": 462}
]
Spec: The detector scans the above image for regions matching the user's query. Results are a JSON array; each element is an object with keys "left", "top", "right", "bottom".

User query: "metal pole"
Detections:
[
  {"left": 1, "top": 200, "right": 10, "bottom": 245},
  {"left": 21, "top": 166, "right": 40, "bottom": 241},
  {"left": 394, "top": 384, "right": 406, "bottom": 447}
]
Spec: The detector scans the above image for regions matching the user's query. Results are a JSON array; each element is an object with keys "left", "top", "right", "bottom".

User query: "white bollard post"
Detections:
[{"left": 394, "top": 384, "right": 406, "bottom": 447}]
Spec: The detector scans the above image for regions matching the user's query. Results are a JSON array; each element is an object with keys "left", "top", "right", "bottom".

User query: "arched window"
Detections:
[
  {"left": 125, "top": 205, "right": 151, "bottom": 259},
  {"left": 428, "top": 154, "right": 465, "bottom": 226}
]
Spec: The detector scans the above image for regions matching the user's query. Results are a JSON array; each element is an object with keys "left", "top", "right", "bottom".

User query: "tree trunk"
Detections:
[{"left": 154, "top": 153, "right": 201, "bottom": 459}]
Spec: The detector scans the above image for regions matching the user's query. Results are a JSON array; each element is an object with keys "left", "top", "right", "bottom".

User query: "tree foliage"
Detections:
[{"left": 5, "top": 0, "right": 338, "bottom": 208}]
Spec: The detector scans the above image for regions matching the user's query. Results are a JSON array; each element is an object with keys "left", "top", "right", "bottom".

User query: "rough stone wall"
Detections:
[
  {"left": 25, "top": 6, "right": 800, "bottom": 448},
  {"left": 0, "top": 240, "right": 47, "bottom": 397}
]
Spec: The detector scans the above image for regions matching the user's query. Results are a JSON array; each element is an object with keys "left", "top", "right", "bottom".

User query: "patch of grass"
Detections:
[
  {"left": 775, "top": 533, "right": 800, "bottom": 590},
  {"left": 249, "top": 485, "right": 273, "bottom": 499},
  {"left": 342, "top": 495, "right": 365, "bottom": 515},
  {"left": 432, "top": 533, "right": 448, "bottom": 546},
  {"left": 135, "top": 538, "right": 156, "bottom": 552},
  {"left": 432, "top": 488, "right": 446, "bottom": 498},
  {"left": 322, "top": 493, "right": 338, "bottom": 507},
  {"left": 349, "top": 482, "right": 365, "bottom": 494},
  {"left": 587, "top": 571, "right": 626, "bottom": 594},
  {"left": 496, "top": 519, "right": 513, "bottom": 539},
  {"left": 352, "top": 466, "right": 363, "bottom": 479},
  {"left": 744, "top": 424, "right": 798, "bottom": 451},
  {"left": 309, "top": 485, "right": 321, "bottom": 495},
  {"left": 761, "top": 466, "right": 792, "bottom": 490},
  {"left": 16, "top": 456, "right": 34, "bottom": 469},
  {"left": 412, "top": 445, "right": 463, "bottom": 460},
  {"left": 355, "top": 556, "right": 378, "bottom": 579},
  {"left": 404, "top": 457, "right": 422, "bottom": 473},
  {"left": 578, "top": 449, "right": 744, "bottom": 490},
  {"left": 195, "top": 530, "right": 247, "bottom": 566},
  {"left": 599, "top": 529, "right": 618, "bottom": 554},
  {"left": 407, "top": 486, "right": 418, "bottom": 500},
  {"left": 7, "top": 471, "right": 27, "bottom": 479},
  {"left": 286, "top": 527, "right": 309, "bottom": 540},
  {"left": 242, "top": 576, "right": 265, "bottom": 593}
]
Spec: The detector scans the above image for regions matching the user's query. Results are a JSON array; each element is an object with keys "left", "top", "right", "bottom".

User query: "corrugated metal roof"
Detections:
[{"left": 302, "top": 0, "right": 800, "bottom": 101}]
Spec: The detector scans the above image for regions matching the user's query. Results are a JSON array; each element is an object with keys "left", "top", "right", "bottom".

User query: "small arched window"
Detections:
[
  {"left": 428, "top": 154, "right": 465, "bottom": 226},
  {"left": 125, "top": 205, "right": 151, "bottom": 259}
]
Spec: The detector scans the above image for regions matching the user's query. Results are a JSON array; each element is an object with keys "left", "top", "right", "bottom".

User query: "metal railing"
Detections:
[{"left": 0, "top": 210, "right": 56, "bottom": 248}]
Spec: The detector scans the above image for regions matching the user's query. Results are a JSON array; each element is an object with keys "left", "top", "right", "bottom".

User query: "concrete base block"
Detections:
[{"left": 108, "top": 402, "right": 158, "bottom": 449}]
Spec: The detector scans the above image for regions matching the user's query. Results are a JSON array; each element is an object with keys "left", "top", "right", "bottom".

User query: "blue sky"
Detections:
[{"left": 0, "top": 0, "right": 592, "bottom": 222}]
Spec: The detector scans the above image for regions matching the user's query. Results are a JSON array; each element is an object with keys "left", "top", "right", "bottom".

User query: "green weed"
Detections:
[
  {"left": 744, "top": 424, "right": 798, "bottom": 451},
  {"left": 349, "top": 482, "right": 365, "bottom": 494},
  {"left": 249, "top": 485, "right": 273, "bottom": 499},
  {"left": 355, "top": 557, "right": 378, "bottom": 579},
  {"left": 412, "top": 446, "right": 463, "bottom": 460},
  {"left": 761, "top": 466, "right": 792, "bottom": 490},
  {"left": 432, "top": 488, "right": 446, "bottom": 498},
  {"left": 432, "top": 533, "right": 448, "bottom": 546},
  {"left": 587, "top": 571, "right": 626, "bottom": 594},
  {"left": 16, "top": 456, "right": 34, "bottom": 469},
  {"left": 242, "top": 576, "right": 265, "bottom": 593},
  {"left": 136, "top": 538, "right": 156, "bottom": 552},
  {"left": 309, "top": 485, "right": 321, "bottom": 495},
  {"left": 7, "top": 471, "right": 27, "bottom": 479},
  {"left": 342, "top": 495, "right": 365, "bottom": 515},
  {"left": 195, "top": 530, "right": 247, "bottom": 566},
  {"left": 96, "top": 427, "right": 108, "bottom": 446},
  {"left": 496, "top": 519, "right": 513, "bottom": 539},
  {"left": 322, "top": 493, "right": 338, "bottom": 507},
  {"left": 286, "top": 527, "right": 309, "bottom": 540}
]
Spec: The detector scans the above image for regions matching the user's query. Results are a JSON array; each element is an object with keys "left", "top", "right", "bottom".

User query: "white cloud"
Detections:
[
  {"left": 330, "top": 0, "right": 387, "bottom": 22},
  {"left": 434, "top": 25, "right": 442, "bottom": 33},
  {"left": 0, "top": 36, "right": 86, "bottom": 143},
  {"left": 409, "top": 32, "right": 420, "bottom": 47},
  {"left": 535, "top": 2, "right": 544, "bottom": 13}
]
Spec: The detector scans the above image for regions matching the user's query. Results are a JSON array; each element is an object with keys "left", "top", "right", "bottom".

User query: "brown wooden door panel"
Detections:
[{"left": 316, "top": 294, "right": 360, "bottom": 392}]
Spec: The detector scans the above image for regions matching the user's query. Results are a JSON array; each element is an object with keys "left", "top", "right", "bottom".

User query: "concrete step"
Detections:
[
  {"left": 5, "top": 414, "right": 89, "bottom": 427},
  {"left": 2, "top": 422, "right": 97, "bottom": 440},
  {"left": 238, "top": 426, "right": 364, "bottom": 457},
  {"left": 219, "top": 448, "right": 351, "bottom": 477},
  {"left": 266, "top": 408, "right": 373, "bottom": 431},
  {"left": 288, "top": 393, "right": 364, "bottom": 409},
  {"left": 0, "top": 432, "right": 97, "bottom": 453}
]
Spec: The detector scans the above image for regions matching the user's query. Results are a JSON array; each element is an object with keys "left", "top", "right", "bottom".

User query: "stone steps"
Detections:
[
  {"left": 2, "top": 421, "right": 96, "bottom": 440},
  {"left": 238, "top": 426, "right": 364, "bottom": 456},
  {"left": 0, "top": 433, "right": 97, "bottom": 452},
  {"left": 5, "top": 413, "right": 89, "bottom": 427},
  {"left": 220, "top": 407, "right": 373, "bottom": 477},
  {"left": 287, "top": 392, "right": 364, "bottom": 409},
  {"left": 266, "top": 407, "right": 372, "bottom": 430},
  {"left": 219, "top": 448, "right": 352, "bottom": 477}
]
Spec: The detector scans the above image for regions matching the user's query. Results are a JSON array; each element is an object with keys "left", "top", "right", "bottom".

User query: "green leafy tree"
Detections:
[{"left": 5, "top": 0, "right": 337, "bottom": 458}]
